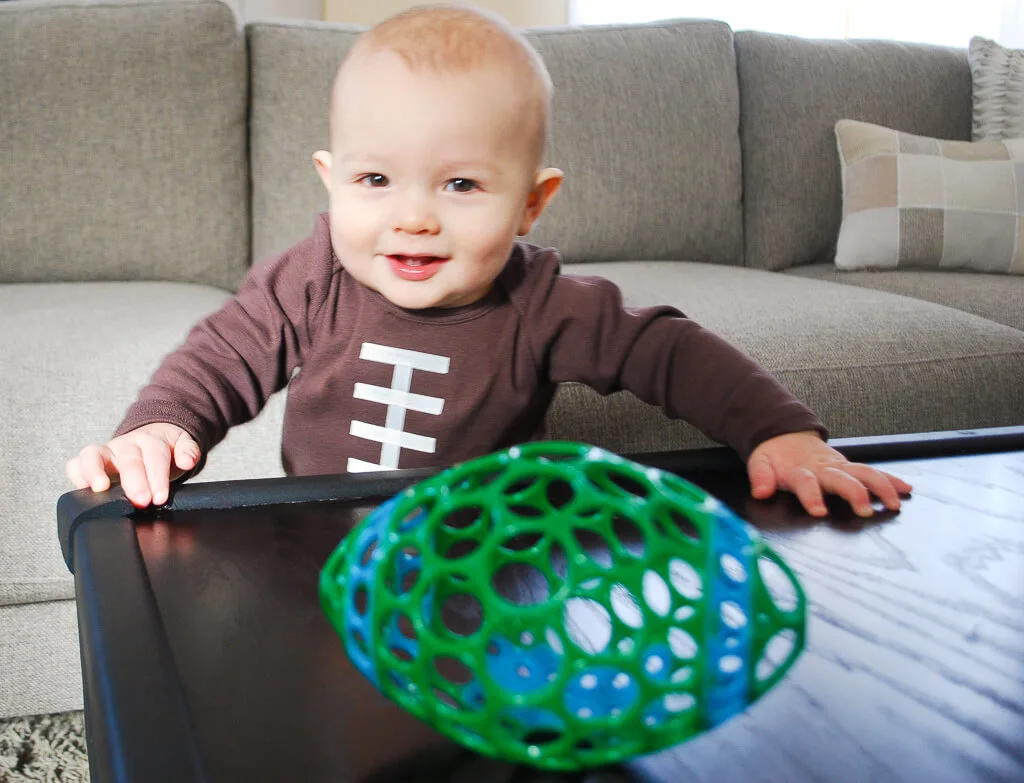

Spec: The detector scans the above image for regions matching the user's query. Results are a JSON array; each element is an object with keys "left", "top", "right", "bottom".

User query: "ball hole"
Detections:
[
  {"left": 523, "top": 730, "right": 562, "bottom": 747},
  {"left": 359, "top": 538, "right": 377, "bottom": 566},
  {"left": 663, "top": 509, "right": 701, "bottom": 543},
  {"left": 399, "top": 567, "right": 420, "bottom": 595},
  {"left": 642, "top": 570, "right": 671, "bottom": 617},
  {"left": 440, "top": 593, "right": 484, "bottom": 637},
  {"left": 664, "top": 693, "right": 696, "bottom": 714},
  {"left": 389, "top": 645, "right": 414, "bottom": 663},
  {"left": 508, "top": 503, "right": 545, "bottom": 519},
  {"left": 721, "top": 553, "right": 747, "bottom": 583},
  {"left": 669, "top": 558, "right": 703, "bottom": 600},
  {"left": 564, "top": 598, "right": 612, "bottom": 654},
  {"left": 610, "top": 584, "right": 644, "bottom": 629},
  {"left": 668, "top": 628, "right": 699, "bottom": 660},
  {"left": 399, "top": 506, "right": 429, "bottom": 531},
  {"left": 493, "top": 563, "right": 550, "bottom": 606},
  {"left": 611, "top": 515, "right": 646, "bottom": 557},
  {"left": 757, "top": 629, "right": 798, "bottom": 681},
  {"left": 573, "top": 528, "right": 613, "bottom": 568},
  {"left": 549, "top": 542, "right": 569, "bottom": 581},
  {"left": 441, "top": 506, "right": 485, "bottom": 531},
  {"left": 505, "top": 477, "right": 539, "bottom": 498},
  {"left": 759, "top": 557, "right": 799, "bottom": 613},
  {"left": 500, "top": 531, "right": 544, "bottom": 552},
  {"left": 353, "top": 585, "right": 369, "bottom": 615},
  {"left": 606, "top": 469, "right": 649, "bottom": 499},
  {"left": 351, "top": 630, "right": 368, "bottom": 655},
  {"left": 432, "top": 687, "right": 462, "bottom": 711},
  {"left": 433, "top": 656, "right": 474, "bottom": 685},
  {"left": 395, "top": 613, "right": 416, "bottom": 640},
  {"left": 442, "top": 538, "right": 480, "bottom": 560},
  {"left": 545, "top": 478, "right": 575, "bottom": 509},
  {"left": 721, "top": 601, "right": 747, "bottom": 630}
]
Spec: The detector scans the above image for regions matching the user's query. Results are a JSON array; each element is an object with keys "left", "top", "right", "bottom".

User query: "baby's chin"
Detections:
[{"left": 375, "top": 282, "right": 459, "bottom": 311}]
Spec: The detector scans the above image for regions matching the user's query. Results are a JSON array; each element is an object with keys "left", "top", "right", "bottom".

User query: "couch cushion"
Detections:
[
  {"left": 969, "top": 36, "right": 1024, "bottom": 141},
  {"left": 735, "top": 31, "right": 972, "bottom": 271},
  {"left": 0, "top": 601, "right": 83, "bottom": 719},
  {"left": 785, "top": 263, "right": 1024, "bottom": 331},
  {"left": 248, "top": 18, "right": 743, "bottom": 266},
  {"left": 833, "top": 119, "right": 1024, "bottom": 275},
  {"left": 0, "top": 0, "right": 249, "bottom": 290},
  {"left": 544, "top": 262, "right": 1024, "bottom": 453},
  {"left": 0, "top": 282, "right": 286, "bottom": 609}
]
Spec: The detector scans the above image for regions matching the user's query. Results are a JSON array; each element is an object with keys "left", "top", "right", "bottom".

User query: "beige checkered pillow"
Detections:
[{"left": 834, "top": 119, "right": 1024, "bottom": 274}]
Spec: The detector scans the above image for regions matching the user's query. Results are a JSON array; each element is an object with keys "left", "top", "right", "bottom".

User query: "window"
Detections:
[{"left": 569, "top": 0, "right": 1024, "bottom": 48}]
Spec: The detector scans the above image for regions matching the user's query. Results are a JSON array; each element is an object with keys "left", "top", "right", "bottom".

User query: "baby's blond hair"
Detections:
[{"left": 331, "top": 4, "right": 552, "bottom": 165}]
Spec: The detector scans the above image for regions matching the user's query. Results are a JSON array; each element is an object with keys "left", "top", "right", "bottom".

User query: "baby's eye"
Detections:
[
  {"left": 358, "top": 173, "right": 389, "bottom": 188},
  {"left": 445, "top": 178, "right": 479, "bottom": 193}
]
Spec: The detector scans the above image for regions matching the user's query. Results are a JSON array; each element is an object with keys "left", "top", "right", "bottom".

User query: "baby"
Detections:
[{"left": 66, "top": 4, "right": 910, "bottom": 517}]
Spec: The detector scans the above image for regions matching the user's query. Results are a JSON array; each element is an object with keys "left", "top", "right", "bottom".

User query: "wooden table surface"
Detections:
[{"left": 119, "top": 446, "right": 1024, "bottom": 783}]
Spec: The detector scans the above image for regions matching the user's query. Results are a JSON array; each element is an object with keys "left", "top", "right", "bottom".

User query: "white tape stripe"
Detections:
[
  {"left": 359, "top": 343, "right": 450, "bottom": 374},
  {"left": 350, "top": 420, "right": 436, "bottom": 453},
  {"left": 352, "top": 384, "right": 444, "bottom": 415},
  {"left": 347, "top": 458, "right": 389, "bottom": 473}
]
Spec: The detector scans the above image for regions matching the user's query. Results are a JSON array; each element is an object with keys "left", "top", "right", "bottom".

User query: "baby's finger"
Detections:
[
  {"left": 140, "top": 439, "right": 173, "bottom": 506},
  {"left": 786, "top": 467, "right": 828, "bottom": 517},
  {"left": 65, "top": 456, "right": 87, "bottom": 490},
  {"left": 79, "top": 446, "right": 114, "bottom": 492},
  {"left": 819, "top": 467, "right": 874, "bottom": 517},
  {"left": 841, "top": 464, "right": 904, "bottom": 511},
  {"left": 112, "top": 444, "right": 152, "bottom": 508},
  {"left": 747, "top": 453, "right": 778, "bottom": 499},
  {"left": 171, "top": 434, "right": 201, "bottom": 472}
]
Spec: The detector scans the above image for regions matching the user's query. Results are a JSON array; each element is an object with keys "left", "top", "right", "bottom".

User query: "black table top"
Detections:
[{"left": 57, "top": 427, "right": 1024, "bottom": 783}]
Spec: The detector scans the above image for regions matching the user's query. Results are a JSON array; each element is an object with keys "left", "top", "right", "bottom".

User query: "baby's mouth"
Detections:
[{"left": 387, "top": 254, "right": 449, "bottom": 281}]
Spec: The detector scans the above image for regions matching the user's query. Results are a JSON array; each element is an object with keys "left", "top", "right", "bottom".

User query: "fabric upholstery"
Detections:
[
  {"left": 247, "top": 18, "right": 744, "bottom": 266},
  {"left": 0, "top": 0, "right": 250, "bottom": 290},
  {"left": 970, "top": 36, "right": 1024, "bottom": 141},
  {"left": 784, "top": 263, "right": 1024, "bottom": 331},
  {"left": 0, "top": 601, "right": 82, "bottom": 719},
  {"left": 735, "top": 31, "right": 972, "bottom": 271},
  {"left": 544, "top": 261, "right": 1024, "bottom": 451},
  {"left": 833, "top": 119, "right": 1024, "bottom": 274},
  {"left": 0, "top": 282, "right": 287, "bottom": 610}
]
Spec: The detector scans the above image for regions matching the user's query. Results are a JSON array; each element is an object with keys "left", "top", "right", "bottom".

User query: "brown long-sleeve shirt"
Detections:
[{"left": 116, "top": 214, "right": 826, "bottom": 475}]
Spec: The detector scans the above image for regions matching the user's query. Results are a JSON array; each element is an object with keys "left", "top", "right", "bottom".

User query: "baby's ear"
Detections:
[
  {"left": 312, "top": 151, "right": 333, "bottom": 192},
  {"left": 518, "top": 168, "right": 563, "bottom": 236}
]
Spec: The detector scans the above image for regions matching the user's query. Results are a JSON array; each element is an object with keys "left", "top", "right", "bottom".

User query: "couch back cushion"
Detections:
[
  {"left": 736, "top": 31, "right": 971, "bottom": 271},
  {"left": 248, "top": 18, "right": 743, "bottom": 266},
  {"left": 0, "top": 0, "right": 249, "bottom": 289}
]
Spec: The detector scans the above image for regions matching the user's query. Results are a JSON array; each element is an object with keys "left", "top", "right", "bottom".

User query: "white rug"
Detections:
[{"left": 0, "top": 712, "right": 88, "bottom": 782}]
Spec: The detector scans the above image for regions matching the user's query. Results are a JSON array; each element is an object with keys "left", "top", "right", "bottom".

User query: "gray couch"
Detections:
[{"left": 1, "top": 0, "right": 1021, "bottom": 721}]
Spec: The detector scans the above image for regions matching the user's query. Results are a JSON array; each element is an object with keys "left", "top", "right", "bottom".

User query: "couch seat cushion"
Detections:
[
  {"left": 545, "top": 261, "right": 1024, "bottom": 453},
  {"left": 0, "top": 282, "right": 286, "bottom": 609},
  {"left": 785, "top": 263, "right": 1024, "bottom": 331}
]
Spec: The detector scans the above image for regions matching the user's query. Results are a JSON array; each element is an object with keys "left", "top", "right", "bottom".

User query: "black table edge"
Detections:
[
  {"left": 54, "top": 424, "right": 1024, "bottom": 783},
  {"left": 56, "top": 424, "right": 1024, "bottom": 575}
]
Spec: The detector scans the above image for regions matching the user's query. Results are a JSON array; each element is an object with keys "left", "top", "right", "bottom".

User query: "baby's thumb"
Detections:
[{"left": 173, "top": 435, "right": 201, "bottom": 470}]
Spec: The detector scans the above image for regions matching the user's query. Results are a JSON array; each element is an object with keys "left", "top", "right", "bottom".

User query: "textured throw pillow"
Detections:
[
  {"left": 833, "top": 119, "right": 1024, "bottom": 275},
  {"left": 969, "top": 36, "right": 1024, "bottom": 141}
]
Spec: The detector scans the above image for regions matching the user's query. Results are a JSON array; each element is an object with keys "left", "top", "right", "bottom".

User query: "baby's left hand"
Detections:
[{"left": 746, "top": 430, "right": 912, "bottom": 518}]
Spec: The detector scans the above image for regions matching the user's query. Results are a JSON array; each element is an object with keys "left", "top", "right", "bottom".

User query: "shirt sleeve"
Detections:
[
  {"left": 113, "top": 217, "right": 337, "bottom": 458},
  {"left": 523, "top": 254, "right": 828, "bottom": 460}
]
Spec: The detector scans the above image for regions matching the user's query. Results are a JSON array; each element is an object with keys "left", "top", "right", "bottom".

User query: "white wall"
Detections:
[
  {"left": 324, "top": 0, "right": 569, "bottom": 26},
  {"left": 228, "top": 0, "right": 323, "bottom": 20}
]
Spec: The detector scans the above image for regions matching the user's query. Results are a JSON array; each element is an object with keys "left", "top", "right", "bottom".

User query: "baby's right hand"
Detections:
[{"left": 66, "top": 423, "right": 201, "bottom": 508}]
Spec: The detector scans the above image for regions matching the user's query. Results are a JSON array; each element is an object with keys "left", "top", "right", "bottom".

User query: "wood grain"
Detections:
[{"left": 135, "top": 449, "right": 1024, "bottom": 782}]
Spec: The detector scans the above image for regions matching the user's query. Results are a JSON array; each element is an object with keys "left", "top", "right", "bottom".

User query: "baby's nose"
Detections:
[{"left": 392, "top": 193, "right": 440, "bottom": 235}]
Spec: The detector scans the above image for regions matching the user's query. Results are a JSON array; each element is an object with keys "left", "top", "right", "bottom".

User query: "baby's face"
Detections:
[{"left": 319, "top": 50, "right": 556, "bottom": 310}]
